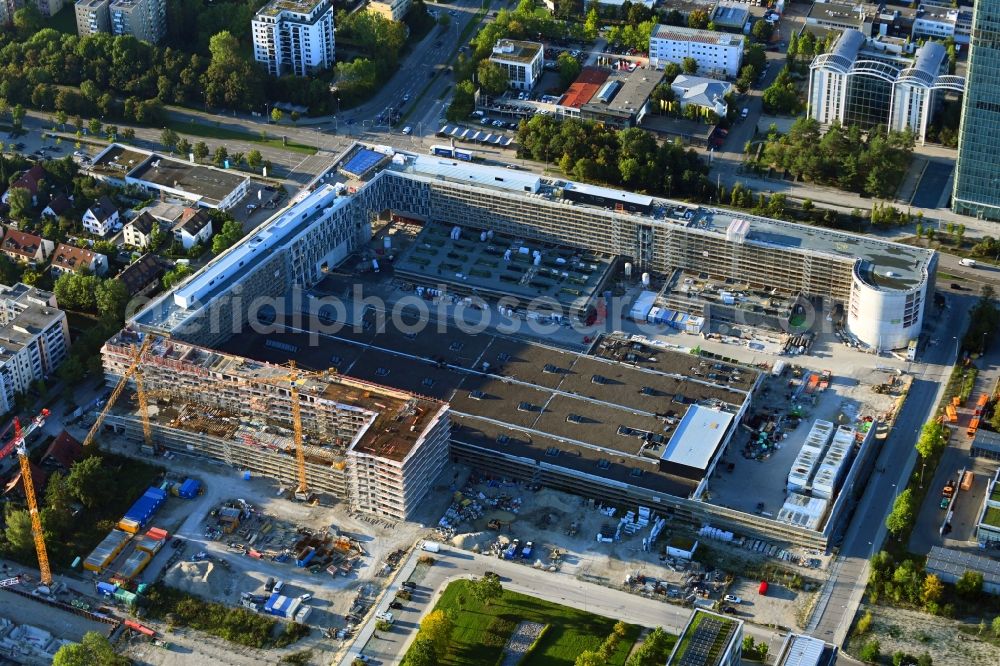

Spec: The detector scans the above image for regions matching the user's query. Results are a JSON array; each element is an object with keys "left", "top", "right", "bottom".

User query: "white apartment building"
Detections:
[
  {"left": 109, "top": 0, "right": 165, "bottom": 44},
  {"left": 252, "top": 0, "right": 336, "bottom": 77},
  {"left": 368, "top": 0, "right": 409, "bottom": 21},
  {"left": 75, "top": 0, "right": 110, "bottom": 36},
  {"left": 912, "top": 4, "right": 971, "bottom": 44},
  {"left": 0, "top": 284, "right": 70, "bottom": 414},
  {"left": 649, "top": 25, "right": 744, "bottom": 78},
  {"left": 808, "top": 29, "right": 965, "bottom": 144},
  {"left": 488, "top": 39, "right": 544, "bottom": 92}
]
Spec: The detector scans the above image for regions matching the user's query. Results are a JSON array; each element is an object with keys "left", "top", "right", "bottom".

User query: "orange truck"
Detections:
[
  {"left": 975, "top": 393, "right": 989, "bottom": 416},
  {"left": 968, "top": 417, "right": 980, "bottom": 437},
  {"left": 961, "top": 470, "right": 974, "bottom": 491}
]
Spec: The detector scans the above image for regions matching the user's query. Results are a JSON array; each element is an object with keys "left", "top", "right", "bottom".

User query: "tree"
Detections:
[
  {"left": 404, "top": 638, "right": 437, "bottom": 666},
  {"left": 95, "top": 279, "right": 130, "bottom": 323},
  {"left": 6, "top": 186, "right": 32, "bottom": 219},
  {"left": 558, "top": 51, "right": 582, "bottom": 89},
  {"left": 625, "top": 627, "right": 674, "bottom": 666},
  {"left": 192, "top": 141, "right": 209, "bottom": 162},
  {"left": 290, "top": 111, "right": 300, "bottom": 124},
  {"left": 54, "top": 273, "right": 100, "bottom": 312},
  {"left": 575, "top": 652, "right": 604, "bottom": 666},
  {"left": 921, "top": 573, "right": 944, "bottom": 606},
  {"left": 212, "top": 219, "right": 244, "bottom": 254},
  {"left": 247, "top": 149, "right": 263, "bottom": 169},
  {"left": 682, "top": 57, "right": 698, "bottom": 74},
  {"left": 88, "top": 118, "right": 102, "bottom": 136},
  {"left": 162, "top": 263, "right": 192, "bottom": 289},
  {"left": 177, "top": 138, "right": 192, "bottom": 157},
  {"left": 212, "top": 145, "right": 229, "bottom": 167},
  {"left": 52, "top": 631, "right": 129, "bottom": 666},
  {"left": 885, "top": 488, "right": 915, "bottom": 536},
  {"left": 477, "top": 61, "right": 509, "bottom": 97},
  {"left": 762, "top": 67, "right": 801, "bottom": 114},
  {"left": 271, "top": 107, "right": 284, "bottom": 124},
  {"left": 55, "top": 110, "right": 68, "bottom": 129},
  {"left": 584, "top": 6, "right": 600, "bottom": 40},
  {"left": 915, "top": 420, "right": 946, "bottom": 460},
  {"left": 121, "top": 128, "right": 136, "bottom": 142},
  {"left": 992, "top": 616, "right": 1000, "bottom": 637},
  {"left": 42, "top": 471, "right": 73, "bottom": 535},
  {"left": 917, "top": 654, "right": 932, "bottom": 666},
  {"left": 447, "top": 80, "right": 477, "bottom": 121},
  {"left": 57, "top": 356, "right": 86, "bottom": 385},
  {"left": 3, "top": 506, "right": 35, "bottom": 558},
  {"left": 752, "top": 19, "right": 773, "bottom": 43},
  {"left": 161, "top": 128, "right": 180, "bottom": 153},
  {"left": 859, "top": 639, "right": 881, "bottom": 664},
  {"left": 10, "top": 104, "right": 24, "bottom": 130},
  {"left": 437, "top": 12, "right": 451, "bottom": 28},
  {"left": 418, "top": 610, "right": 453, "bottom": 657},
  {"left": 688, "top": 9, "right": 709, "bottom": 28},
  {"left": 955, "top": 570, "right": 984, "bottom": 598},
  {"left": 469, "top": 574, "right": 503, "bottom": 606},
  {"left": 66, "top": 456, "right": 113, "bottom": 509}
]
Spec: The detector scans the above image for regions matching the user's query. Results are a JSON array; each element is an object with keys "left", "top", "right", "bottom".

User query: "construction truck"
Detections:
[{"left": 942, "top": 480, "right": 956, "bottom": 498}]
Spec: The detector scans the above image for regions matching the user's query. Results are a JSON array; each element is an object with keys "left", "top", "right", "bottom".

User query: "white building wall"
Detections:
[
  {"left": 649, "top": 35, "right": 743, "bottom": 77},
  {"left": 890, "top": 82, "right": 934, "bottom": 143},
  {"left": 846, "top": 264, "right": 930, "bottom": 350},
  {"left": 252, "top": 1, "right": 336, "bottom": 77}
]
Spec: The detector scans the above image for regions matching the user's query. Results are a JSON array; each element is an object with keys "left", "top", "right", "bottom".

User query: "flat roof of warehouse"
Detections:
[
  {"left": 219, "top": 323, "right": 755, "bottom": 495},
  {"left": 128, "top": 154, "right": 248, "bottom": 206},
  {"left": 661, "top": 404, "right": 733, "bottom": 471}
]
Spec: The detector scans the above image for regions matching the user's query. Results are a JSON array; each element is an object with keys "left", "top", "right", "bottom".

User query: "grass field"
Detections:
[
  {"left": 417, "top": 579, "right": 641, "bottom": 666},
  {"left": 164, "top": 120, "right": 318, "bottom": 155}
]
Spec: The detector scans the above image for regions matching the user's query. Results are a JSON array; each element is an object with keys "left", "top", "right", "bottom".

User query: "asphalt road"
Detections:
[{"left": 342, "top": 543, "right": 785, "bottom": 666}]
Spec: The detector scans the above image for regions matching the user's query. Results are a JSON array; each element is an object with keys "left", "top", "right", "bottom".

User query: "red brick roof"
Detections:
[
  {"left": 2, "top": 229, "right": 47, "bottom": 259},
  {"left": 42, "top": 430, "right": 83, "bottom": 470},
  {"left": 52, "top": 243, "right": 99, "bottom": 273},
  {"left": 9, "top": 164, "right": 46, "bottom": 196}
]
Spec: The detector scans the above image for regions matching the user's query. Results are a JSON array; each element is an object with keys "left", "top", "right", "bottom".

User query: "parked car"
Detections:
[
  {"left": 724, "top": 594, "right": 742, "bottom": 604},
  {"left": 402, "top": 126, "right": 412, "bottom": 135},
  {"left": 389, "top": 601, "right": 403, "bottom": 609}
]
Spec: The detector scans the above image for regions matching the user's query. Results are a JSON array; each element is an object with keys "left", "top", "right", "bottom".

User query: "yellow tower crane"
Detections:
[
  {"left": 246, "top": 362, "right": 337, "bottom": 502},
  {"left": 0, "top": 408, "right": 54, "bottom": 586},
  {"left": 83, "top": 336, "right": 153, "bottom": 449}
]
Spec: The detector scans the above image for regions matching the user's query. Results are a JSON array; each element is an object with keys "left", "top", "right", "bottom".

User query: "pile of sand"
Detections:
[{"left": 163, "top": 560, "right": 230, "bottom": 598}]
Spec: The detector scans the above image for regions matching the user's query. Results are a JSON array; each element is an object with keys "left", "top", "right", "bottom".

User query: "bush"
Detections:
[
  {"left": 482, "top": 616, "right": 516, "bottom": 648},
  {"left": 859, "top": 639, "right": 881, "bottom": 663},
  {"left": 376, "top": 620, "right": 392, "bottom": 632},
  {"left": 856, "top": 611, "right": 873, "bottom": 635}
]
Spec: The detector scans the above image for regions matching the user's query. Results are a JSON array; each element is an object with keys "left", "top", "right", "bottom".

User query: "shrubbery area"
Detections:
[{"left": 145, "top": 584, "right": 309, "bottom": 648}]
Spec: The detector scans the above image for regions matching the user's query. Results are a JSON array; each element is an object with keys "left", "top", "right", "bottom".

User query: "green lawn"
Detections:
[
  {"left": 164, "top": 120, "right": 318, "bottom": 155},
  {"left": 417, "top": 579, "right": 640, "bottom": 666}
]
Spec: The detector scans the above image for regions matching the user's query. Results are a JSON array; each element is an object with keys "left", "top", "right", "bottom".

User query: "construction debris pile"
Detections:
[
  {"left": 0, "top": 618, "right": 73, "bottom": 663},
  {"left": 206, "top": 500, "right": 365, "bottom": 575}
]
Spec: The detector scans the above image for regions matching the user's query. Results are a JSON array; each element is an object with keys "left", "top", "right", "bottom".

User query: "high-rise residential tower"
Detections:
[
  {"left": 251, "top": 0, "right": 336, "bottom": 77},
  {"left": 952, "top": 0, "right": 1000, "bottom": 221}
]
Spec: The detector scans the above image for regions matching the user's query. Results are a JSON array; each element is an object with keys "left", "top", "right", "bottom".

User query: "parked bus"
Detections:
[{"left": 429, "top": 145, "right": 474, "bottom": 161}]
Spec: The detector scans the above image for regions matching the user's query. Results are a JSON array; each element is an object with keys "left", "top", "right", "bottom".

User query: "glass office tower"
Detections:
[{"left": 952, "top": 0, "right": 1000, "bottom": 221}]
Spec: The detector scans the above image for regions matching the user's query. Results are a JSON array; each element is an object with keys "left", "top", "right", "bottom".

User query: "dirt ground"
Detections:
[
  {"left": 443, "top": 481, "right": 818, "bottom": 631},
  {"left": 848, "top": 605, "right": 1000, "bottom": 666}
]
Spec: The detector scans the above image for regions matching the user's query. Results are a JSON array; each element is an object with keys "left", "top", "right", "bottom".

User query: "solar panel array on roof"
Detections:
[{"left": 341, "top": 149, "right": 385, "bottom": 177}]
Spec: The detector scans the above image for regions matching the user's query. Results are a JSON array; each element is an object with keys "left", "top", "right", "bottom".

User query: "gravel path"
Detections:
[{"left": 500, "top": 621, "right": 546, "bottom": 666}]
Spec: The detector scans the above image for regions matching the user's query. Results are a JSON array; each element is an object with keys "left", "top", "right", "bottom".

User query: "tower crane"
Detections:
[
  {"left": 83, "top": 336, "right": 153, "bottom": 449},
  {"left": 0, "top": 408, "right": 53, "bottom": 586},
  {"left": 246, "top": 362, "right": 337, "bottom": 501}
]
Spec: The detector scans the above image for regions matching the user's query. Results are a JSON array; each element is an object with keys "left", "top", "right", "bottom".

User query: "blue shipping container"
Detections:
[
  {"left": 296, "top": 548, "right": 316, "bottom": 568},
  {"left": 179, "top": 479, "right": 201, "bottom": 499},
  {"left": 269, "top": 595, "right": 293, "bottom": 616},
  {"left": 97, "top": 582, "right": 118, "bottom": 596},
  {"left": 264, "top": 592, "right": 281, "bottom": 614},
  {"left": 145, "top": 487, "right": 168, "bottom": 501}
]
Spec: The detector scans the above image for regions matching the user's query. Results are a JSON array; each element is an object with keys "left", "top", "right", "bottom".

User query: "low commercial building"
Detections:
[
  {"left": 489, "top": 39, "right": 544, "bottom": 92},
  {"left": 50, "top": 243, "right": 109, "bottom": 278},
  {"left": 0, "top": 283, "right": 70, "bottom": 413},
  {"left": 925, "top": 546, "right": 1000, "bottom": 595},
  {"left": 649, "top": 25, "right": 744, "bottom": 78},
  {"left": 89, "top": 144, "right": 250, "bottom": 211},
  {"left": 667, "top": 609, "right": 743, "bottom": 665},
  {"left": 774, "top": 634, "right": 837, "bottom": 666},
  {"left": 808, "top": 29, "right": 964, "bottom": 144},
  {"left": 912, "top": 4, "right": 969, "bottom": 43},
  {"left": 368, "top": 0, "right": 409, "bottom": 21},
  {"left": 580, "top": 68, "right": 664, "bottom": 128},
  {"left": 712, "top": 2, "right": 750, "bottom": 33},
  {"left": 806, "top": 1, "right": 865, "bottom": 32},
  {"left": 671, "top": 74, "right": 733, "bottom": 117},
  {"left": 975, "top": 469, "right": 1000, "bottom": 548}
]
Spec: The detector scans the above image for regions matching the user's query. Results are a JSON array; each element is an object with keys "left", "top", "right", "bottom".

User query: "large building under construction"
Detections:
[
  {"left": 111, "top": 142, "right": 909, "bottom": 544},
  {"left": 100, "top": 330, "right": 450, "bottom": 521}
]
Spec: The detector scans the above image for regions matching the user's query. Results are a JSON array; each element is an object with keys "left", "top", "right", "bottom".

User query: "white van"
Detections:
[{"left": 960, "top": 258, "right": 977, "bottom": 267}]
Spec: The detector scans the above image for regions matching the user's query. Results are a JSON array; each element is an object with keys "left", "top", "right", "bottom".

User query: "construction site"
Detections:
[{"left": 99, "top": 329, "right": 451, "bottom": 523}]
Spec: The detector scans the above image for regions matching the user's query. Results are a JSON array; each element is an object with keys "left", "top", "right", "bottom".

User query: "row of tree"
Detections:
[
  {"left": 334, "top": 8, "right": 411, "bottom": 106},
  {"left": 517, "top": 115, "right": 713, "bottom": 198},
  {"left": 753, "top": 118, "right": 915, "bottom": 199}
]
